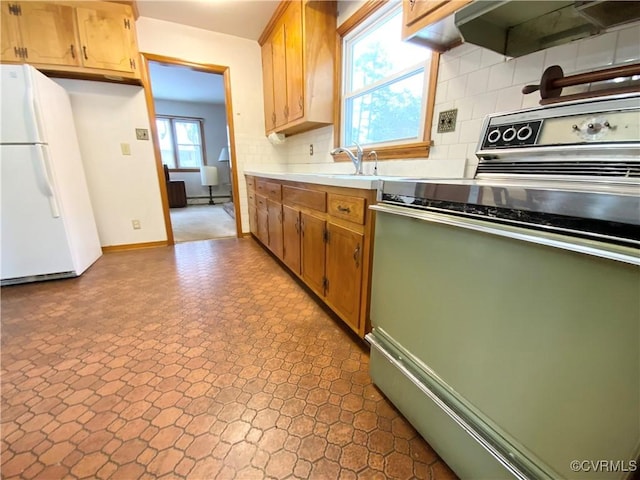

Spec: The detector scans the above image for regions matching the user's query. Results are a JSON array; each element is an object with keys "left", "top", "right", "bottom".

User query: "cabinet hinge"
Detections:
[
  {"left": 124, "top": 18, "right": 131, "bottom": 29},
  {"left": 22, "top": 47, "right": 27, "bottom": 59},
  {"left": 8, "top": 3, "right": 21, "bottom": 15},
  {"left": 322, "top": 276, "right": 329, "bottom": 294},
  {"left": 129, "top": 58, "right": 136, "bottom": 69}
]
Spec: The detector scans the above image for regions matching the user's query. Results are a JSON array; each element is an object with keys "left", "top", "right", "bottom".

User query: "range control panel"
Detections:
[{"left": 481, "top": 121, "right": 543, "bottom": 149}]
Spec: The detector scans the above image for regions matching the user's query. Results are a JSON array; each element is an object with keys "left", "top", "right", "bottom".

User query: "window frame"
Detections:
[
  {"left": 333, "top": 0, "right": 440, "bottom": 162},
  {"left": 155, "top": 115, "right": 207, "bottom": 172}
]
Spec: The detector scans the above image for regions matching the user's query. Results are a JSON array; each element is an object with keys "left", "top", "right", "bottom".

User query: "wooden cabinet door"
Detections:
[
  {"left": 282, "top": 205, "right": 301, "bottom": 275},
  {"left": 249, "top": 204, "right": 258, "bottom": 236},
  {"left": 261, "top": 40, "right": 276, "bottom": 133},
  {"left": 271, "top": 21, "right": 287, "bottom": 128},
  {"left": 267, "top": 199, "right": 283, "bottom": 259},
  {"left": 256, "top": 208, "right": 269, "bottom": 246},
  {"left": 18, "top": 2, "right": 79, "bottom": 67},
  {"left": 1, "top": 2, "right": 21, "bottom": 62},
  {"left": 301, "top": 212, "right": 325, "bottom": 296},
  {"left": 75, "top": 4, "right": 136, "bottom": 73},
  {"left": 284, "top": 0, "right": 303, "bottom": 123},
  {"left": 325, "top": 223, "right": 363, "bottom": 332},
  {"left": 403, "top": 0, "right": 448, "bottom": 27}
]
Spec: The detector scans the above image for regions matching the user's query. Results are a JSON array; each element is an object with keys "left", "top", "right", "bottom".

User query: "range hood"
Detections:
[{"left": 454, "top": 1, "right": 640, "bottom": 58}]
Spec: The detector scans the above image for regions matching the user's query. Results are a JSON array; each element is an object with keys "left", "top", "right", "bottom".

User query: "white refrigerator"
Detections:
[{"left": 1, "top": 64, "right": 101, "bottom": 285}]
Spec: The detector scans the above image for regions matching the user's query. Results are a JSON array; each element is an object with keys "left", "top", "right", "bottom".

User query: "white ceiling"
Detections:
[
  {"left": 136, "top": 0, "right": 280, "bottom": 41},
  {"left": 148, "top": 61, "right": 225, "bottom": 104}
]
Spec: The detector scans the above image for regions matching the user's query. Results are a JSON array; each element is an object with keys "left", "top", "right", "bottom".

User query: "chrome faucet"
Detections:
[{"left": 330, "top": 142, "right": 364, "bottom": 175}]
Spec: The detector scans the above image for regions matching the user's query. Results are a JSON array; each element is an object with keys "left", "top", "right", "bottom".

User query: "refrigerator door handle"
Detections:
[
  {"left": 35, "top": 145, "right": 60, "bottom": 218},
  {"left": 26, "top": 67, "right": 46, "bottom": 142}
]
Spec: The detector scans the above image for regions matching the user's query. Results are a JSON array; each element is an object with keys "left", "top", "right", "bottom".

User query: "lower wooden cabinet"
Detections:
[
  {"left": 325, "top": 223, "right": 364, "bottom": 332},
  {"left": 246, "top": 174, "right": 376, "bottom": 338},
  {"left": 300, "top": 212, "right": 326, "bottom": 296},
  {"left": 282, "top": 205, "right": 301, "bottom": 275},
  {"left": 267, "top": 198, "right": 283, "bottom": 258}
]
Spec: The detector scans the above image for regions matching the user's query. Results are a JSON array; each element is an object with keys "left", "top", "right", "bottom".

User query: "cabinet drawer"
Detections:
[
  {"left": 283, "top": 185, "right": 326, "bottom": 212},
  {"left": 256, "top": 194, "right": 268, "bottom": 211},
  {"left": 246, "top": 176, "right": 255, "bottom": 190},
  {"left": 328, "top": 193, "right": 366, "bottom": 225},
  {"left": 256, "top": 180, "right": 268, "bottom": 195},
  {"left": 266, "top": 182, "right": 282, "bottom": 201}
]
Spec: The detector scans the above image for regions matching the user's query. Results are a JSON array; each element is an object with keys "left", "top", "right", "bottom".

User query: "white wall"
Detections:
[
  {"left": 54, "top": 79, "right": 167, "bottom": 247},
  {"left": 154, "top": 99, "right": 231, "bottom": 202},
  {"left": 136, "top": 17, "right": 283, "bottom": 232}
]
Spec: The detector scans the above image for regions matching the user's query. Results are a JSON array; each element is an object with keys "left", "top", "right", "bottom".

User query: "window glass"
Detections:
[
  {"left": 341, "top": 4, "right": 432, "bottom": 149},
  {"left": 156, "top": 118, "right": 175, "bottom": 168},
  {"left": 155, "top": 117, "right": 204, "bottom": 169}
]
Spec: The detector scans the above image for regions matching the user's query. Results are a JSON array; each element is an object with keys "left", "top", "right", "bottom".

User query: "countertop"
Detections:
[{"left": 244, "top": 171, "right": 396, "bottom": 190}]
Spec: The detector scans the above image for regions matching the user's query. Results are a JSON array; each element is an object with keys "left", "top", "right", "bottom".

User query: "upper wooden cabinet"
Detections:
[
  {"left": 0, "top": 1, "right": 139, "bottom": 80},
  {"left": 259, "top": 1, "right": 336, "bottom": 136},
  {"left": 401, "top": 0, "right": 472, "bottom": 51}
]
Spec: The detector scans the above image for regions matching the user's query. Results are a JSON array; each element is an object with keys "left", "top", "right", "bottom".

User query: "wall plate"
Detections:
[
  {"left": 438, "top": 109, "right": 458, "bottom": 133},
  {"left": 136, "top": 128, "right": 149, "bottom": 140}
]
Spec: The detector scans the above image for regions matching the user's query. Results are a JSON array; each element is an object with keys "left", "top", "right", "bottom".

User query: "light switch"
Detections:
[{"left": 121, "top": 143, "right": 131, "bottom": 155}]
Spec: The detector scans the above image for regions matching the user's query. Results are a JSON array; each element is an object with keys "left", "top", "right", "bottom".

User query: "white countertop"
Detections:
[{"left": 244, "top": 171, "right": 404, "bottom": 189}]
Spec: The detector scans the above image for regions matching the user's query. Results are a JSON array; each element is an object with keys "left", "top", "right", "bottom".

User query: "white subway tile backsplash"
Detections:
[
  {"left": 464, "top": 67, "right": 490, "bottom": 96},
  {"left": 543, "top": 42, "right": 578, "bottom": 73},
  {"left": 446, "top": 74, "right": 468, "bottom": 102},
  {"left": 575, "top": 31, "right": 616, "bottom": 71},
  {"left": 459, "top": 50, "right": 482, "bottom": 75},
  {"left": 447, "top": 143, "right": 468, "bottom": 161},
  {"left": 447, "top": 42, "right": 480, "bottom": 58},
  {"left": 458, "top": 118, "right": 483, "bottom": 144},
  {"left": 488, "top": 60, "right": 515, "bottom": 91},
  {"left": 615, "top": 25, "right": 640, "bottom": 64},
  {"left": 480, "top": 48, "right": 506, "bottom": 68},
  {"left": 494, "top": 85, "right": 524, "bottom": 113},
  {"left": 438, "top": 56, "right": 460, "bottom": 81},
  {"left": 434, "top": 80, "right": 448, "bottom": 105},
  {"left": 427, "top": 144, "right": 449, "bottom": 160},
  {"left": 472, "top": 91, "right": 498, "bottom": 119},
  {"left": 454, "top": 97, "right": 474, "bottom": 122},
  {"left": 513, "top": 50, "right": 545, "bottom": 85},
  {"left": 439, "top": 128, "right": 460, "bottom": 145}
]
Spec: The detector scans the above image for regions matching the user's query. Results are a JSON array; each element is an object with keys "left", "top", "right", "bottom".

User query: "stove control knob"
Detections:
[
  {"left": 487, "top": 129, "right": 501, "bottom": 143},
  {"left": 502, "top": 127, "right": 517, "bottom": 142},
  {"left": 517, "top": 125, "right": 533, "bottom": 141}
]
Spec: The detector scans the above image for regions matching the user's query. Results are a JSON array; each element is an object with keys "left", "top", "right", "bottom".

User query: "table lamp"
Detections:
[{"left": 200, "top": 165, "right": 219, "bottom": 205}]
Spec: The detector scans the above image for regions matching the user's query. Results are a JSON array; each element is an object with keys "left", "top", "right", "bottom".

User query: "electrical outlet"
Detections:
[
  {"left": 132, "top": 219, "right": 141, "bottom": 230},
  {"left": 135, "top": 128, "right": 149, "bottom": 140},
  {"left": 309, "top": 144, "right": 314, "bottom": 156},
  {"left": 437, "top": 109, "right": 458, "bottom": 133}
]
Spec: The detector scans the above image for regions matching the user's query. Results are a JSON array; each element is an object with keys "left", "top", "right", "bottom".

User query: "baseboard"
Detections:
[{"left": 102, "top": 240, "right": 168, "bottom": 253}]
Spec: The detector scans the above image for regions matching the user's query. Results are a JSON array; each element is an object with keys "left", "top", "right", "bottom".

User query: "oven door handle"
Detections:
[{"left": 370, "top": 204, "right": 640, "bottom": 266}]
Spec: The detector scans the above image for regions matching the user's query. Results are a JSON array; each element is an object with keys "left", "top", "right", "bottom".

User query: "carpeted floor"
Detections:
[{"left": 170, "top": 204, "right": 236, "bottom": 242}]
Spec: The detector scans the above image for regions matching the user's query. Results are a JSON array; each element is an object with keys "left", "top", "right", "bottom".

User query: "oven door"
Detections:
[{"left": 367, "top": 203, "right": 640, "bottom": 480}]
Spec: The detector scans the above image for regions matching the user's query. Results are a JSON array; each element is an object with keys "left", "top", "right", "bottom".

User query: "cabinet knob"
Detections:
[
  {"left": 353, "top": 244, "right": 361, "bottom": 267},
  {"left": 337, "top": 205, "right": 351, "bottom": 214},
  {"left": 70, "top": 44, "right": 75, "bottom": 59},
  {"left": 83, "top": 46, "right": 88, "bottom": 60}
]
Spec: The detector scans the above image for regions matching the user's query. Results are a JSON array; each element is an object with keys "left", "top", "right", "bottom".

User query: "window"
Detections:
[
  {"left": 155, "top": 116, "right": 205, "bottom": 169},
  {"left": 337, "top": 2, "right": 439, "bottom": 159}
]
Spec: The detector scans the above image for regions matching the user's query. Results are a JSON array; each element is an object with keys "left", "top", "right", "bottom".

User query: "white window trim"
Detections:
[{"left": 156, "top": 115, "right": 206, "bottom": 170}]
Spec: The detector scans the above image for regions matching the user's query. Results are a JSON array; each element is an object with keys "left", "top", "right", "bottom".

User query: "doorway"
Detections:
[{"left": 140, "top": 54, "right": 242, "bottom": 244}]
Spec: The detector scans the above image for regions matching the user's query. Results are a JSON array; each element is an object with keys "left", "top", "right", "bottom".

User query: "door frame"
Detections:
[{"left": 139, "top": 52, "right": 242, "bottom": 244}]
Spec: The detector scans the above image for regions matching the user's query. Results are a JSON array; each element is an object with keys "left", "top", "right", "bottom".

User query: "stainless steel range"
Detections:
[
  {"left": 379, "top": 94, "right": 640, "bottom": 264},
  {"left": 367, "top": 94, "right": 640, "bottom": 479}
]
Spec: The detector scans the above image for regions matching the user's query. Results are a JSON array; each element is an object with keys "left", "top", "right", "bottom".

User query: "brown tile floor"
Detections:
[{"left": 1, "top": 238, "right": 458, "bottom": 480}]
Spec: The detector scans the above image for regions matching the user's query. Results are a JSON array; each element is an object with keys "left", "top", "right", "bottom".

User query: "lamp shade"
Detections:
[
  {"left": 218, "top": 147, "right": 230, "bottom": 162},
  {"left": 200, "top": 165, "right": 219, "bottom": 186}
]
